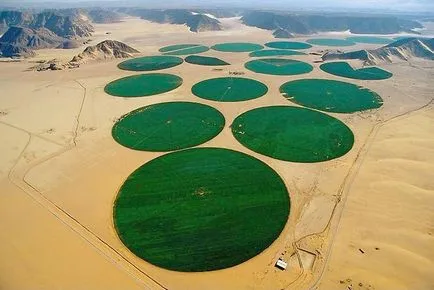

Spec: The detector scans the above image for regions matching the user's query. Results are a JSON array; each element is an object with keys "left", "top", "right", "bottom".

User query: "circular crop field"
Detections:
[
  {"left": 192, "top": 77, "right": 268, "bottom": 102},
  {"left": 211, "top": 42, "right": 264, "bottom": 52},
  {"left": 264, "top": 41, "right": 312, "bottom": 50},
  {"left": 306, "top": 38, "right": 356, "bottom": 47},
  {"left": 249, "top": 49, "right": 306, "bottom": 57},
  {"left": 118, "top": 55, "right": 183, "bottom": 71},
  {"left": 245, "top": 58, "right": 313, "bottom": 75},
  {"left": 114, "top": 147, "right": 290, "bottom": 272},
  {"left": 104, "top": 73, "right": 183, "bottom": 97},
  {"left": 185, "top": 55, "right": 229, "bottom": 66},
  {"left": 320, "top": 62, "right": 393, "bottom": 80},
  {"left": 346, "top": 36, "right": 392, "bottom": 44},
  {"left": 112, "top": 102, "right": 225, "bottom": 151},
  {"left": 232, "top": 106, "right": 354, "bottom": 163},
  {"left": 280, "top": 79, "right": 383, "bottom": 113},
  {"left": 159, "top": 44, "right": 210, "bottom": 56}
]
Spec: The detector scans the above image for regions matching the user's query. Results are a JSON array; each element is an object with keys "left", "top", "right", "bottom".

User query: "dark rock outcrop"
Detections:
[
  {"left": 70, "top": 40, "right": 139, "bottom": 64},
  {"left": 0, "top": 42, "right": 35, "bottom": 58}
]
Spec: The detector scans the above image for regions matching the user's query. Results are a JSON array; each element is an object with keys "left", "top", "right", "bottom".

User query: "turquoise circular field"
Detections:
[
  {"left": 249, "top": 49, "right": 306, "bottom": 57},
  {"left": 185, "top": 55, "right": 229, "bottom": 66},
  {"left": 104, "top": 73, "right": 183, "bottom": 97},
  {"left": 346, "top": 36, "right": 393, "bottom": 44},
  {"left": 192, "top": 77, "right": 268, "bottom": 102},
  {"left": 280, "top": 79, "right": 383, "bottom": 113},
  {"left": 114, "top": 147, "right": 290, "bottom": 272},
  {"left": 118, "top": 56, "right": 183, "bottom": 71},
  {"left": 159, "top": 44, "right": 210, "bottom": 55},
  {"left": 112, "top": 102, "right": 225, "bottom": 151},
  {"left": 265, "top": 41, "right": 312, "bottom": 50},
  {"left": 306, "top": 38, "right": 356, "bottom": 47},
  {"left": 245, "top": 58, "right": 313, "bottom": 75},
  {"left": 320, "top": 62, "right": 393, "bottom": 80},
  {"left": 212, "top": 42, "right": 264, "bottom": 52},
  {"left": 232, "top": 106, "right": 354, "bottom": 163}
]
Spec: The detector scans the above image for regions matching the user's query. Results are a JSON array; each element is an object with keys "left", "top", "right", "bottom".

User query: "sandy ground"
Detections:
[{"left": 0, "top": 16, "right": 433, "bottom": 290}]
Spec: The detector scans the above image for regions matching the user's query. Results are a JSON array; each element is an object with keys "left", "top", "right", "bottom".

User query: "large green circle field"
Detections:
[
  {"left": 245, "top": 58, "right": 313, "bottom": 75},
  {"left": 185, "top": 55, "right": 229, "bottom": 66},
  {"left": 320, "top": 62, "right": 393, "bottom": 80},
  {"left": 114, "top": 147, "right": 290, "bottom": 272},
  {"left": 192, "top": 77, "right": 268, "bottom": 102},
  {"left": 232, "top": 106, "right": 354, "bottom": 163},
  {"left": 306, "top": 38, "right": 356, "bottom": 47},
  {"left": 104, "top": 73, "right": 183, "bottom": 97},
  {"left": 118, "top": 55, "right": 183, "bottom": 71},
  {"left": 112, "top": 102, "right": 225, "bottom": 151},
  {"left": 211, "top": 42, "right": 264, "bottom": 52},
  {"left": 249, "top": 49, "right": 306, "bottom": 57},
  {"left": 346, "top": 36, "right": 392, "bottom": 44},
  {"left": 159, "top": 44, "right": 210, "bottom": 56},
  {"left": 264, "top": 41, "right": 312, "bottom": 50},
  {"left": 280, "top": 79, "right": 383, "bottom": 113}
]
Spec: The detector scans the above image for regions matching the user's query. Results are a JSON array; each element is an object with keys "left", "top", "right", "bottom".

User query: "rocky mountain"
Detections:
[
  {"left": 273, "top": 28, "right": 294, "bottom": 39},
  {"left": 0, "top": 26, "right": 63, "bottom": 49},
  {"left": 70, "top": 40, "right": 139, "bottom": 64},
  {"left": 242, "top": 11, "right": 423, "bottom": 35},
  {"left": 187, "top": 14, "right": 221, "bottom": 32},
  {"left": 322, "top": 38, "right": 434, "bottom": 65},
  {"left": 0, "top": 41, "right": 35, "bottom": 58},
  {"left": 87, "top": 9, "right": 122, "bottom": 24}
]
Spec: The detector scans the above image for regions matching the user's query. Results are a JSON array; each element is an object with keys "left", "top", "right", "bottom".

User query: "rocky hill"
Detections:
[
  {"left": 322, "top": 38, "right": 434, "bottom": 65},
  {"left": 0, "top": 41, "right": 35, "bottom": 58},
  {"left": 273, "top": 28, "right": 294, "bottom": 39},
  {"left": 187, "top": 14, "right": 221, "bottom": 32},
  {"left": 0, "top": 26, "right": 63, "bottom": 48},
  {"left": 242, "top": 11, "right": 423, "bottom": 36},
  {"left": 70, "top": 40, "right": 139, "bottom": 64}
]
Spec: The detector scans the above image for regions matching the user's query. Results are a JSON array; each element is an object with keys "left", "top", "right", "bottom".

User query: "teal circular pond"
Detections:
[
  {"left": 118, "top": 56, "right": 183, "bottom": 71},
  {"left": 114, "top": 147, "right": 290, "bottom": 272},
  {"left": 160, "top": 44, "right": 209, "bottom": 56},
  {"left": 320, "top": 62, "right": 393, "bottom": 80},
  {"left": 265, "top": 41, "right": 312, "bottom": 50},
  {"left": 105, "top": 73, "right": 183, "bottom": 97},
  {"left": 249, "top": 49, "right": 306, "bottom": 57},
  {"left": 232, "top": 106, "right": 354, "bottom": 163},
  {"left": 185, "top": 55, "right": 229, "bottom": 66},
  {"left": 245, "top": 58, "right": 313, "bottom": 76},
  {"left": 192, "top": 77, "right": 268, "bottom": 102},
  {"left": 112, "top": 102, "right": 225, "bottom": 151},
  {"left": 280, "top": 79, "right": 383, "bottom": 113},
  {"left": 212, "top": 42, "right": 264, "bottom": 52},
  {"left": 346, "top": 36, "right": 392, "bottom": 44},
  {"left": 306, "top": 38, "right": 356, "bottom": 47}
]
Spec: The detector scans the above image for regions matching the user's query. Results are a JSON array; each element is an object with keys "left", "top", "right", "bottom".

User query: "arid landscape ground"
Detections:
[{"left": 0, "top": 16, "right": 433, "bottom": 290}]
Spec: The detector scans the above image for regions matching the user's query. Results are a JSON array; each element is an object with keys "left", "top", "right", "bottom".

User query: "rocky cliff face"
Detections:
[
  {"left": 187, "top": 14, "right": 221, "bottom": 32},
  {"left": 0, "top": 41, "right": 35, "bottom": 58},
  {"left": 0, "top": 26, "right": 63, "bottom": 49}
]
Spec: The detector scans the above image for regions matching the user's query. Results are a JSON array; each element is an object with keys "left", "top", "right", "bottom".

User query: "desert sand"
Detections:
[{"left": 0, "top": 16, "right": 433, "bottom": 290}]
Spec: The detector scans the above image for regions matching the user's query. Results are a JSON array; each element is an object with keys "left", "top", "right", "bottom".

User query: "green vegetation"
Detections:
[
  {"left": 346, "top": 36, "right": 393, "bottom": 44},
  {"left": 114, "top": 147, "right": 290, "bottom": 272},
  {"left": 264, "top": 41, "right": 312, "bottom": 50},
  {"left": 232, "top": 106, "right": 354, "bottom": 163},
  {"left": 185, "top": 55, "right": 229, "bottom": 66},
  {"left": 112, "top": 102, "right": 225, "bottom": 151},
  {"left": 245, "top": 58, "right": 313, "bottom": 75},
  {"left": 162, "top": 45, "right": 209, "bottom": 56},
  {"left": 118, "top": 55, "right": 183, "bottom": 71},
  {"left": 320, "top": 62, "right": 393, "bottom": 80},
  {"left": 280, "top": 79, "right": 383, "bottom": 113},
  {"left": 104, "top": 73, "right": 182, "bottom": 97},
  {"left": 192, "top": 77, "right": 268, "bottom": 102},
  {"left": 306, "top": 38, "right": 356, "bottom": 46},
  {"left": 249, "top": 49, "right": 306, "bottom": 57},
  {"left": 211, "top": 42, "right": 264, "bottom": 52},
  {"left": 159, "top": 44, "right": 203, "bottom": 52}
]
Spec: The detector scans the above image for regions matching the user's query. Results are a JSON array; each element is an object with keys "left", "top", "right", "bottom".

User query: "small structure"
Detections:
[{"left": 275, "top": 258, "right": 288, "bottom": 270}]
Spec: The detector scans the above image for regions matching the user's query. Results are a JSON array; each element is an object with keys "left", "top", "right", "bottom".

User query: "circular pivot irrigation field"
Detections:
[
  {"left": 118, "top": 55, "right": 183, "bottom": 71},
  {"left": 159, "top": 44, "right": 210, "bottom": 55},
  {"left": 346, "top": 36, "right": 393, "bottom": 44},
  {"left": 104, "top": 73, "right": 183, "bottom": 97},
  {"left": 280, "top": 79, "right": 384, "bottom": 113},
  {"left": 264, "top": 41, "right": 312, "bottom": 50},
  {"left": 112, "top": 102, "right": 225, "bottom": 151},
  {"left": 185, "top": 55, "right": 229, "bottom": 66},
  {"left": 114, "top": 147, "right": 290, "bottom": 272},
  {"left": 249, "top": 49, "right": 306, "bottom": 57},
  {"left": 211, "top": 42, "right": 264, "bottom": 52},
  {"left": 232, "top": 106, "right": 354, "bottom": 163},
  {"left": 320, "top": 62, "right": 393, "bottom": 80},
  {"left": 245, "top": 58, "right": 313, "bottom": 76},
  {"left": 306, "top": 38, "right": 356, "bottom": 47},
  {"left": 192, "top": 77, "right": 268, "bottom": 102}
]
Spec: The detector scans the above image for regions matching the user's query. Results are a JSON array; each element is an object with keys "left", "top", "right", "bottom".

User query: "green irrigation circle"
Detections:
[
  {"left": 114, "top": 147, "right": 290, "bottom": 272},
  {"left": 320, "top": 62, "right": 393, "bottom": 80},
  {"left": 185, "top": 55, "right": 229, "bottom": 66},
  {"left": 192, "top": 77, "right": 268, "bottom": 102},
  {"left": 264, "top": 41, "right": 312, "bottom": 50},
  {"left": 118, "top": 55, "right": 183, "bottom": 71},
  {"left": 249, "top": 49, "right": 306, "bottom": 57},
  {"left": 306, "top": 38, "right": 356, "bottom": 47},
  {"left": 211, "top": 42, "right": 264, "bottom": 52},
  {"left": 346, "top": 36, "right": 393, "bottom": 44},
  {"left": 112, "top": 102, "right": 225, "bottom": 151},
  {"left": 245, "top": 58, "right": 313, "bottom": 75},
  {"left": 104, "top": 73, "right": 182, "bottom": 97},
  {"left": 232, "top": 106, "right": 354, "bottom": 163},
  {"left": 160, "top": 44, "right": 210, "bottom": 56},
  {"left": 280, "top": 79, "right": 384, "bottom": 113}
]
